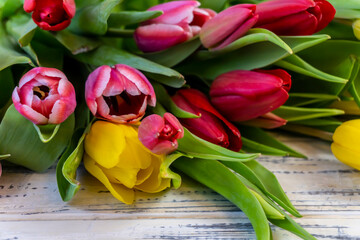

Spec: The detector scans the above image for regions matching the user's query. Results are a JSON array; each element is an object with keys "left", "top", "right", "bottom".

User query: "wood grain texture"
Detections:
[{"left": 0, "top": 134, "right": 360, "bottom": 240}]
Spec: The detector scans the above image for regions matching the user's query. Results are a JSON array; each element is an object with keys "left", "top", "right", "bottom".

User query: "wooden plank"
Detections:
[{"left": 0, "top": 135, "right": 359, "bottom": 239}]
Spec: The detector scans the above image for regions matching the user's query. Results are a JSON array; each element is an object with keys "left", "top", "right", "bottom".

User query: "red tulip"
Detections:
[
  {"left": 200, "top": 4, "right": 258, "bottom": 50},
  {"left": 12, "top": 67, "right": 76, "bottom": 125},
  {"left": 254, "top": 0, "right": 335, "bottom": 35},
  {"left": 24, "top": 0, "right": 76, "bottom": 31},
  {"left": 240, "top": 112, "right": 287, "bottom": 129},
  {"left": 172, "top": 89, "right": 242, "bottom": 152},
  {"left": 85, "top": 64, "right": 156, "bottom": 124},
  {"left": 138, "top": 113, "right": 184, "bottom": 155},
  {"left": 210, "top": 69, "right": 291, "bottom": 122},
  {"left": 134, "top": 1, "right": 215, "bottom": 52}
]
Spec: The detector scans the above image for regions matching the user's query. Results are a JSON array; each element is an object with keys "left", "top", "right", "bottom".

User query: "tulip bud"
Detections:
[
  {"left": 172, "top": 89, "right": 242, "bottom": 152},
  {"left": 200, "top": 4, "right": 258, "bottom": 50},
  {"left": 134, "top": 1, "right": 215, "bottom": 52},
  {"left": 210, "top": 69, "right": 291, "bottom": 122},
  {"left": 85, "top": 64, "right": 156, "bottom": 124},
  {"left": 12, "top": 67, "right": 76, "bottom": 125},
  {"left": 24, "top": 0, "right": 76, "bottom": 31},
  {"left": 138, "top": 113, "right": 184, "bottom": 155},
  {"left": 241, "top": 112, "right": 287, "bottom": 129},
  {"left": 353, "top": 19, "right": 360, "bottom": 40},
  {"left": 254, "top": 0, "right": 335, "bottom": 36},
  {"left": 331, "top": 120, "right": 360, "bottom": 170}
]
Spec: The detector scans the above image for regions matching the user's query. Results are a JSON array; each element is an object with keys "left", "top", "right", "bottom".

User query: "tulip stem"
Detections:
[
  {"left": 281, "top": 124, "right": 333, "bottom": 142},
  {"left": 106, "top": 28, "right": 135, "bottom": 37}
]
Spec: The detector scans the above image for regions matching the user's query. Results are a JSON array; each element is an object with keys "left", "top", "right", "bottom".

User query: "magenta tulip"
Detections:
[
  {"left": 254, "top": 0, "right": 335, "bottom": 35},
  {"left": 210, "top": 69, "right": 291, "bottom": 122},
  {"left": 134, "top": 1, "right": 215, "bottom": 52},
  {"left": 200, "top": 4, "right": 258, "bottom": 50},
  {"left": 85, "top": 64, "right": 156, "bottom": 124},
  {"left": 24, "top": 0, "right": 76, "bottom": 31},
  {"left": 12, "top": 67, "right": 76, "bottom": 125},
  {"left": 138, "top": 113, "right": 184, "bottom": 155},
  {"left": 172, "top": 89, "right": 242, "bottom": 152}
]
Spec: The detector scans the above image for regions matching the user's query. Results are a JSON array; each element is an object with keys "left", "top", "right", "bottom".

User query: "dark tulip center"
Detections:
[
  {"left": 38, "top": 4, "right": 67, "bottom": 25},
  {"left": 159, "top": 124, "right": 176, "bottom": 141},
  {"left": 103, "top": 92, "right": 146, "bottom": 119},
  {"left": 33, "top": 85, "right": 50, "bottom": 100}
]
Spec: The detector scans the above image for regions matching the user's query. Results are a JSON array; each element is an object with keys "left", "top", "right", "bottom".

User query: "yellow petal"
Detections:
[
  {"left": 85, "top": 121, "right": 125, "bottom": 169},
  {"left": 83, "top": 153, "right": 135, "bottom": 204},
  {"left": 354, "top": 19, "right": 360, "bottom": 40},
  {"left": 100, "top": 165, "right": 140, "bottom": 189},
  {"left": 333, "top": 120, "right": 360, "bottom": 152},
  {"left": 331, "top": 143, "right": 360, "bottom": 170},
  {"left": 136, "top": 165, "right": 154, "bottom": 185},
  {"left": 135, "top": 154, "right": 171, "bottom": 193}
]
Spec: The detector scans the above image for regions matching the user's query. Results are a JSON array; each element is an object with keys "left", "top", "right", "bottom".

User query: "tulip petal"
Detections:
[
  {"left": 138, "top": 114, "right": 165, "bottom": 150},
  {"left": 241, "top": 112, "right": 287, "bottom": 129},
  {"left": 164, "top": 112, "right": 184, "bottom": 139},
  {"left": 333, "top": 121, "right": 360, "bottom": 152},
  {"left": 147, "top": 1, "right": 200, "bottom": 25},
  {"left": 84, "top": 121, "right": 126, "bottom": 169},
  {"left": 136, "top": 165, "right": 154, "bottom": 185},
  {"left": 13, "top": 102, "right": 48, "bottom": 125},
  {"left": 24, "top": 0, "right": 36, "bottom": 12},
  {"left": 48, "top": 100, "right": 70, "bottom": 124},
  {"left": 84, "top": 154, "right": 135, "bottom": 204},
  {"left": 63, "top": 0, "right": 76, "bottom": 18},
  {"left": 256, "top": 0, "right": 315, "bottom": 26},
  {"left": 101, "top": 166, "right": 140, "bottom": 189},
  {"left": 256, "top": 69, "right": 292, "bottom": 92},
  {"left": 331, "top": 143, "right": 360, "bottom": 170},
  {"left": 200, "top": 5, "right": 256, "bottom": 48},
  {"left": 314, "top": 0, "right": 336, "bottom": 32},
  {"left": 134, "top": 24, "right": 189, "bottom": 52}
]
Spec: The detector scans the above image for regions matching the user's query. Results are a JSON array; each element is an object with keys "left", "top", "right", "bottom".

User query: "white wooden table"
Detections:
[{"left": 0, "top": 134, "right": 359, "bottom": 240}]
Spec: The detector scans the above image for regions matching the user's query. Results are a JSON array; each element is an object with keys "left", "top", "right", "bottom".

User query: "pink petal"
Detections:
[
  {"left": 151, "top": 140, "right": 178, "bottom": 155},
  {"left": 240, "top": 112, "right": 287, "bottom": 129},
  {"left": 13, "top": 102, "right": 48, "bottom": 125},
  {"left": 164, "top": 113, "right": 184, "bottom": 139},
  {"left": 134, "top": 23, "right": 189, "bottom": 52},
  {"left": 24, "top": 0, "right": 36, "bottom": 12},
  {"left": 48, "top": 100, "right": 69, "bottom": 124},
  {"left": 63, "top": 0, "right": 76, "bottom": 18},
  {"left": 138, "top": 114, "right": 165, "bottom": 150}
]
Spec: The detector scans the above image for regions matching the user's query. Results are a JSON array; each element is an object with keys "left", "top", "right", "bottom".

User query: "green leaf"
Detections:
[
  {"left": 0, "top": 105, "right": 75, "bottom": 172},
  {"left": 56, "top": 128, "right": 86, "bottom": 201},
  {"left": 160, "top": 152, "right": 184, "bottom": 189},
  {"left": 328, "top": 0, "right": 360, "bottom": 9},
  {"left": 173, "top": 158, "right": 271, "bottom": 240},
  {"left": 0, "top": 68, "right": 14, "bottom": 109},
  {"left": 142, "top": 37, "right": 202, "bottom": 67},
  {"left": 198, "top": 0, "right": 228, "bottom": 11},
  {"left": 5, "top": 14, "right": 37, "bottom": 47},
  {"left": 178, "top": 34, "right": 329, "bottom": 81},
  {"left": 240, "top": 126, "right": 305, "bottom": 158},
  {"left": 177, "top": 128, "right": 259, "bottom": 162},
  {"left": 319, "top": 20, "right": 357, "bottom": 40},
  {"left": 241, "top": 137, "right": 291, "bottom": 157},
  {"left": 269, "top": 215, "right": 316, "bottom": 240},
  {"left": 152, "top": 82, "right": 198, "bottom": 118},
  {"left": 121, "top": 0, "right": 159, "bottom": 11},
  {"left": 287, "top": 93, "right": 339, "bottom": 107},
  {"left": 33, "top": 124, "right": 61, "bottom": 143},
  {"left": 0, "top": 154, "right": 10, "bottom": 160},
  {"left": 273, "top": 105, "right": 344, "bottom": 122},
  {"left": 76, "top": 45, "right": 185, "bottom": 88},
  {"left": 335, "top": 9, "right": 360, "bottom": 19},
  {"left": 292, "top": 118, "right": 342, "bottom": 132},
  {"left": 107, "top": 10, "right": 162, "bottom": 27},
  {"left": 1, "top": 0, "right": 23, "bottom": 19},
  {"left": 223, "top": 161, "right": 301, "bottom": 218},
  {"left": 54, "top": 30, "right": 101, "bottom": 55},
  {"left": 69, "top": 0, "right": 122, "bottom": 35},
  {"left": 31, "top": 41, "right": 64, "bottom": 69},
  {"left": 249, "top": 189, "right": 285, "bottom": 220}
]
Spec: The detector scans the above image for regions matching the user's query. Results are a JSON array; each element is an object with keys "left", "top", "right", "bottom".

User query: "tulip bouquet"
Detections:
[{"left": 1, "top": 0, "right": 360, "bottom": 239}]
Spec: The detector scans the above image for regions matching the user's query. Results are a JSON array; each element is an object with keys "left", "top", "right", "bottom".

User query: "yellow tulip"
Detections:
[
  {"left": 354, "top": 19, "right": 360, "bottom": 40},
  {"left": 331, "top": 120, "right": 360, "bottom": 170},
  {"left": 84, "top": 121, "right": 171, "bottom": 204}
]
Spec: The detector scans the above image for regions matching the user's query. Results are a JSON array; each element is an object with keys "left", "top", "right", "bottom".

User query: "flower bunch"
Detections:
[{"left": 2, "top": 0, "right": 360, "bottom": 239}]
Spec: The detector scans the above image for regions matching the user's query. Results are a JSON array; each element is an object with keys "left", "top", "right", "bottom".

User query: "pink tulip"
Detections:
[
  {"left": 172, "top": 89, "right": 242, "bottom": 152},
  {"left": 85, "top": 64, "right": 156, "bottom": 124},
  {"left": 200, "top": 4, "right": 258, "bottom": 50},
  {"left": 254, "top": 0, "right": 335, "bottom": 35},
  {"left": 24, "top": 0, "right": 76, "bottom": 31},
  {"left": 12, "top": 67, "right": 76, "bottom": 125},
  {"left": 240, "top": 112, "right": 287, "bottom": 129},
  {"left": 138, "top": 113, "right": 184, "bottom": 155},
  {"left": 134, "top": 1, "right": 215, "bottom": 52},
  {"left": 210, "top": 69, "right": 291, "bottom": 122}
]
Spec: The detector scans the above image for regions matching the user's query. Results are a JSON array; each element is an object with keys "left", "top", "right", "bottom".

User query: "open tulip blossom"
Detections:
[
  {"left": 210, "top": 69, "right": 291, "bottom": 122},
  {"left": 138, "top": 113, "right": 184, "bottom": 155},
  {"left": 85, "top": 64, "right": 156, "bottom": 124},
  {"left": 12, "top": 67, "right": 76, "bottom": 125},
  {"left": 134, "top": 1, "right": 215, "bottom": 52},
  {"left": 24, "top": 0, "right": 76, "bottom": 31},
  {"left": 254, "top": 0, "right": 336, "bottom": 36}
]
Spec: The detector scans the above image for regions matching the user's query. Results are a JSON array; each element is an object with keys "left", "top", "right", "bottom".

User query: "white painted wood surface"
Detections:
[{"left": 0, "top": 134, "right": 360, "bottom": 240}]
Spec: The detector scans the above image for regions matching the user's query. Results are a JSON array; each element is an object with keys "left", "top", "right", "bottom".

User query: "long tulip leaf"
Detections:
[
  {"left": 0, "top": 0, "right": 22, "bottom": 19},
  {"left": 33, "top": 124, "right": 61, "bottom": 143},
  {"left": 76, "top": 45, "right": 185, "bottom": 88},
  {"left": 152, "top": 82, "right": 199, "bottom": 118},
  {"left": 56, "top": 129, "right": 86, "bottom": 201},
  {"left": 269, "top": 215, "right": 316, "bottom": 240},
  {"left": 273, "top": 106, "right": 344, "bottom": 122},
  {"left": 241, "top": 137, "right": 290, "bottom": 157},
  {"left": 173, "top": 158, "right": 271, "bottom": 240},
  {"left": 281, "top": 35, "right": 330, "bottom": 53},
  {"left": 198, "top": 0, "right": 228, "bottom": 11},
  {"left": 107, "top": 11, "right": 162, "bottom": 27},
  {"left": 238, "top": 126, "right": 306, "bottom": 158},
  {"left": 287, "top": 93, "right": 339, "bottom": 107},
  {"left": 0, "top": 105, "right": 74, "bottom": 172},
  {"left": 292, "top": 118, "right": 342, "bottom": 132},
  {"left": 142, "top": 37, "right": 202, "bottom": 67},
  {"left": 160, "top": 152, "right": 184, "bottom": 189},
  {"left": 54, "top": 30, "right": 101, "bottom": 55},
  {"left": 5, "top": 14, "right": 37, "bottom": 47},
  {"left": 177, "top": 128, "right": 259, "bottom": 162}
]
